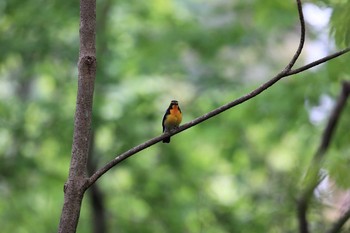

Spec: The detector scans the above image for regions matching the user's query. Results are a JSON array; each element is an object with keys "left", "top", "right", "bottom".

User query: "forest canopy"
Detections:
[{"left": 0, "top": 0, "right": 350, "bottom": 232}]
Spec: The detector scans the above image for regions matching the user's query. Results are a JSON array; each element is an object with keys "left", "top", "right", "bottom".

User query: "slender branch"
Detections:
[
  {"left": 286, "top": 47, "right": 350, "bottom": 77},
  {"left": 297, "top": 190, "right": 311, "bottom": 233},
  {"left": 86, "top": 1, "right": 350, "bottom": 189},
  {"left": 323, "top": 81, "right": 350, "bottom": 233},
  {"left": 297, "top": 81, "right": 350, "bottom": 233},
  {"left": 283, "top": 0, "right": 305, "bottom": 73},
  {"left": 297, "top": 171, "right": 325, "bottom": 233},
  {"left": 317, "top": 81, "right": 350, "bottom": 157},
  {"left": 327, "top": 204, "right": 350, "bottom": 233}
]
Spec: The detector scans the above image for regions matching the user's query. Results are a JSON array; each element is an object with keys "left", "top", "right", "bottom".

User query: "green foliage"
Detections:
[
  {"left": 1, "top": 0, "right": 350, "bottom": 232},
  {"left": 330, "top": 1, "right": 350, "bottom": 46},
  {"left": 326, "top": 148, "right": 350, "bottom": 188}
]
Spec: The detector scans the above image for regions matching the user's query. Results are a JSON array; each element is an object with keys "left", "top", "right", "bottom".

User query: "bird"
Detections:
[{"left": 162, "top": 100, "right": 182, "bottom": 143}]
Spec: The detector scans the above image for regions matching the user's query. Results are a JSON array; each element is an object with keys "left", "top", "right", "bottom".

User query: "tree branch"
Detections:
[
  {"left": 286, "top": 47, "right": 350, "bottom": 77},
  {"left": 283, "top": 0, "right": 305, "bottom": 73},
  {"left": 317, "top": 81, "right": 350, "bottom": 157},
  {"left": 86, "top": 0, "right": 350, "bottom": 189},
  {"left": 324, "top": 81, "right": 350, "bottom": 233},
  {"left": 297, "top": 81, "right": 350, "bottom": 233},
  {"left": 327, "top": 204, "right": 350, "bottom": 233}
]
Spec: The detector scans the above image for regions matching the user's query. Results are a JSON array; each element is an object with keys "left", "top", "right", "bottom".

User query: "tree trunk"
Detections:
[{"left": 58, "top": 0, "right": 96, "bottom": 232}]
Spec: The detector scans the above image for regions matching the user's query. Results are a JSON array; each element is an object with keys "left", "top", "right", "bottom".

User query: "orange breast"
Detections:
[
  {"left": 170, "top": 106, "right": 182, "bottom": 124},
  {"left": 164, "top": 106, "right": 182, "bottom": 129}
]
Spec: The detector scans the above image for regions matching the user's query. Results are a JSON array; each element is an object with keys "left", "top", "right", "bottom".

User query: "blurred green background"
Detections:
[{"left": 1, "top": 0, "right": 350, "bottom": 232}]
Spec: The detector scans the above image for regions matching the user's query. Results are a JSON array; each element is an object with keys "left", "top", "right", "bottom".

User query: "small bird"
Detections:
[{"left": 162, "top": 100, "right": 182, "bottom": 143}]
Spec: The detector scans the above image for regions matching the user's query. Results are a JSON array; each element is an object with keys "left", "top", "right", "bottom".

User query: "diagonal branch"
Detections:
[
  {"left": 86, "top": 0, "right": 350, "bottom": 189},
  {"left": 316, "top": 81, "right": 350, "bottom": 157},
  {"left": 327, "top": 203, "right": 350, "bottom": 233},
  {"left": 297, "top": 81, "right": 350, "bottom": 233},
  {"left": 323, "top": 81, "right": 350, "bottom": 233},
  {"left": 286, "top": 47, "right": 350, "bottom": 77}
]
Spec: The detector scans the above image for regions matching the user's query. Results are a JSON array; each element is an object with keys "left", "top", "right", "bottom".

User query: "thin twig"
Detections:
[
  {"left": 283, "top": 0, "right": 305, "bottom": 73},
  {"left": 286, "top": 47, "right": 350, "bottom": 77},
  {"left": 327, "top": 204, "right": 350, "bottom": 233},
  {"left": 297, "top": 81, "right": 350, "bottom": 233},
  {"left": 86, "top": 1, "right": 350, "bottom": 189}
]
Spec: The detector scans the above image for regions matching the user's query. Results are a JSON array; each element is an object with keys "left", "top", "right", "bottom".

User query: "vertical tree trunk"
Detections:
[{"left": 58, "top": 0, "right": 96, "bottom": 232}]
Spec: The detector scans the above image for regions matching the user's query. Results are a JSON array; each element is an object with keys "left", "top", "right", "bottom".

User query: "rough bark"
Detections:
[{"left": 58, "top": 0, "right": 96, "bottom": 232}]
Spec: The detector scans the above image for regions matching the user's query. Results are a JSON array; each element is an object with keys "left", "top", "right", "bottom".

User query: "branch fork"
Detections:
[{"left": 87, "top": 0, "right": 350, "bottom": 189}]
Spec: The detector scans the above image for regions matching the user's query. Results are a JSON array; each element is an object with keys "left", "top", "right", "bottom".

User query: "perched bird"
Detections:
[{"left": 162, "top": 100, "right": 182, "bottom": 143}]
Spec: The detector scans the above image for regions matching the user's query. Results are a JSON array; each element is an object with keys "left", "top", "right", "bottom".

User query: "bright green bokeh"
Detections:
[{"left": 0, "top": 0, "right": 349, "bottom": 232}]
